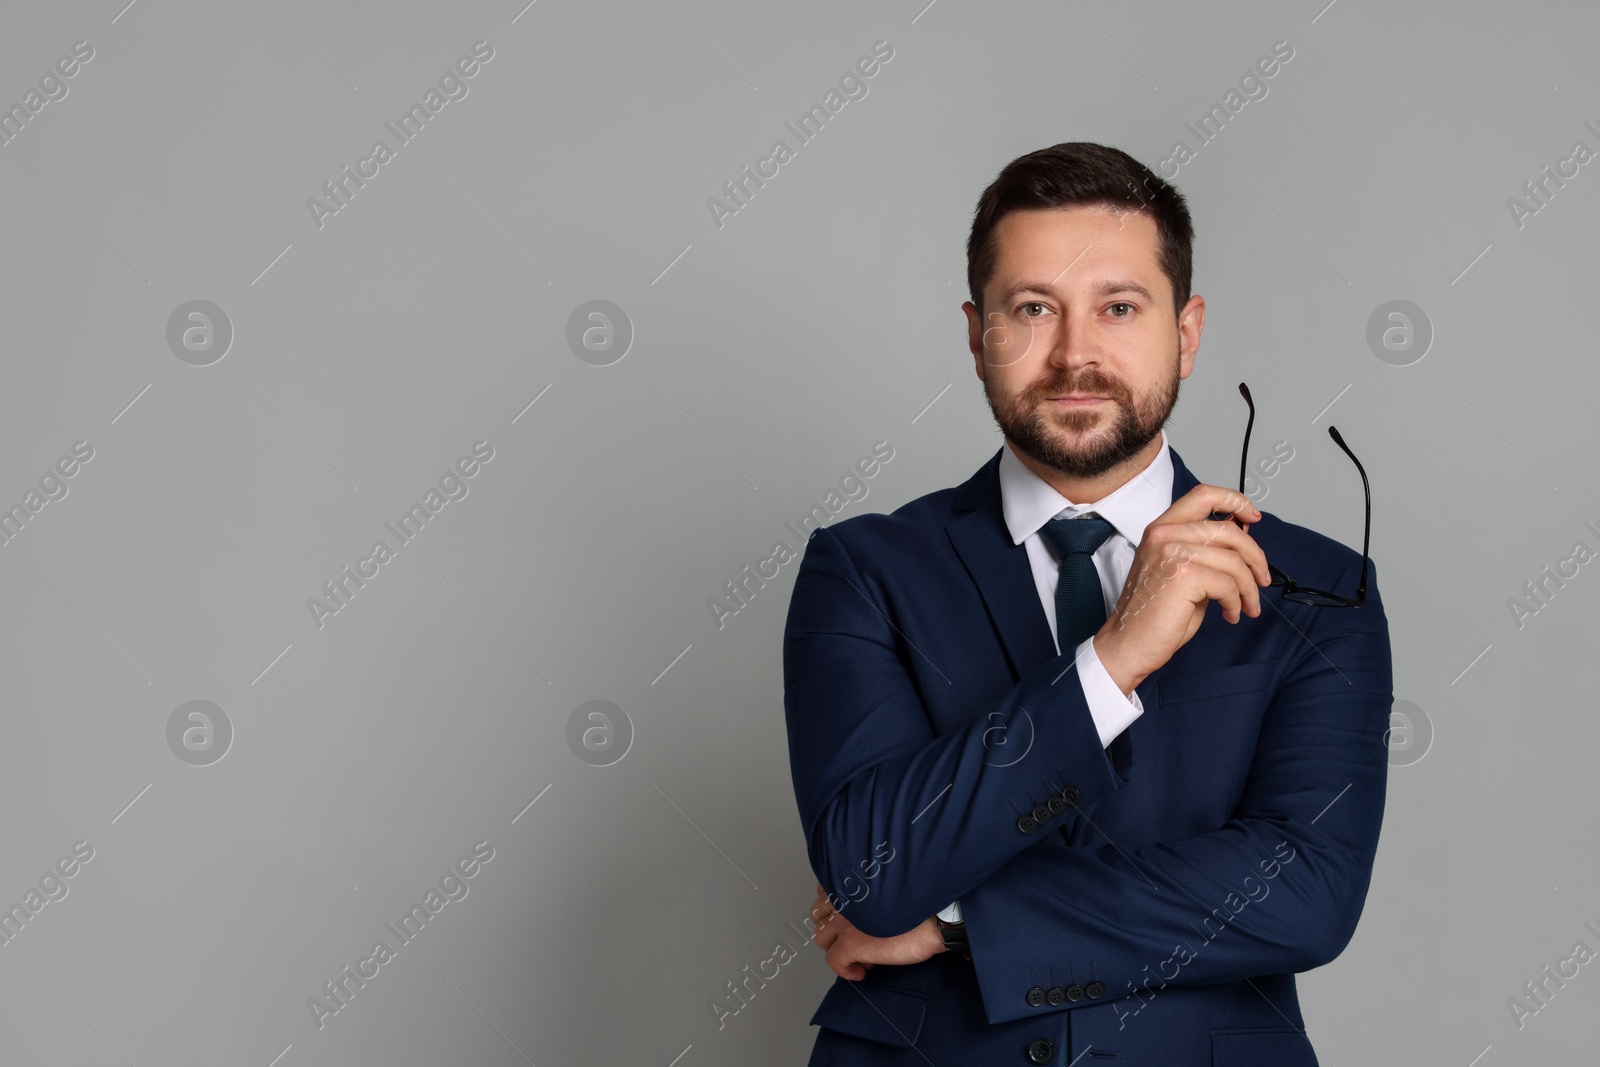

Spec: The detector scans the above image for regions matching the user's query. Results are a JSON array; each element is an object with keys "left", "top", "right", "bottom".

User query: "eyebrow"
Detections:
[{"left": 997, "top": 278, "right": 1157, "bottom": 305}]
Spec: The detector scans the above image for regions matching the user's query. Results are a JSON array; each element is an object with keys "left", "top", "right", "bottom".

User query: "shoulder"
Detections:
[
  {"left": 804, "top": 480, "right": 965, "bottom": 558},
  {"left": 796, "top": 470, "right": 972, "bottom": 579},
  {"left": 1251, "top": 510, "right": 1372, "bottom": 585}
]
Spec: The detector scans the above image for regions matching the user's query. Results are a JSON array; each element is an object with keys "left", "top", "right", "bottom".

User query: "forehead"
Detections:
[{"left": 988, "top": 205, "right": 1164, "bottom": 290}]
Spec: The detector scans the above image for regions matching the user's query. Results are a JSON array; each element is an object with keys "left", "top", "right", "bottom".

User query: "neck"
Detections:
[{"left": 1007, "top": 433, "right": 1164, "bottom": 505}]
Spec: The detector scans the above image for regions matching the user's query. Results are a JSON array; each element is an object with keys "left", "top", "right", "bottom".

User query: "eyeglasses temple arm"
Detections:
[
  {"left": 1327, "top": 425, "right": 1371, "bottom": 601},
  {"left": 1236, "top": 383, "right": 1254, "bottom": 496}
]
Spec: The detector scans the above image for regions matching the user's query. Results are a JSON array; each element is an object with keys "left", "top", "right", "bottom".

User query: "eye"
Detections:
[
  {"left": 1108, "top": 302, "right": 1135, "bottom": 318},
  {"left": 1018, "top": 301, "right": 1048, "bottom": 318}
]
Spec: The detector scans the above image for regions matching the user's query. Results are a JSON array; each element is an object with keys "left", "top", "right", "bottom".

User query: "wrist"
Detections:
[{"left": 1092, "top": 633, "right": 1146, "bottom": 697}]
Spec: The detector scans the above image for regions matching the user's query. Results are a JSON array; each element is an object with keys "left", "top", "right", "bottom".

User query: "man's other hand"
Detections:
[{"left": 809, "top": 883, "right": 945, "bottom": 980}]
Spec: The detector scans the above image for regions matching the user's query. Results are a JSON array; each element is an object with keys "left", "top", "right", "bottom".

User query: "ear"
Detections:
[
  {"left": 963, "top": 300, "right": 986, "bottom": 382},
  {"left": 1177, "top": 294, "right": 1205, "bottom": 380}
]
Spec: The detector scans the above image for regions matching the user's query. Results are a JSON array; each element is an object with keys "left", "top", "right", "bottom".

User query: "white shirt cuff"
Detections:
[
  {"left": 936, "top": 899, "right": 963, "bottom": 923},
  {"left": 1076, "top": 635, "right": 1144, "bottom": 748}
]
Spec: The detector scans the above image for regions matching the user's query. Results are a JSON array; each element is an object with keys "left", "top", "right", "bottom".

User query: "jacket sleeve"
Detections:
[
  {"left": 956, "top": 556, "right": 1393, "bottom": 1026},
  {"left": 783, "top": 523, "right": 1136, "bottom": 939}
]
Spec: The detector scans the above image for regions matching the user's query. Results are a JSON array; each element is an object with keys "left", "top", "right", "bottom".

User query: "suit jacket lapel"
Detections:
[{"left": 946, "top": 449, "right": 1057, "bottom": 682}]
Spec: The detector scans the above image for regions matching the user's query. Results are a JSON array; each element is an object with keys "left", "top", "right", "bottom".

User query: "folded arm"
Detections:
[{"left": 939, "top": 637, "right": 1144, "bottom": 923}]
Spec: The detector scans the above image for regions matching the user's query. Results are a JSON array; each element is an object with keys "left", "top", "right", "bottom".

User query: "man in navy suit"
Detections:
[{"left": 782, "top": 142, "right": 1392, "bottom": 1066}]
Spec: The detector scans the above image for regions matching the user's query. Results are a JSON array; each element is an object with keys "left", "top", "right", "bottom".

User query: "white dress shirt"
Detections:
[{"left": 937, "top": 429, "right": 1176, "bottom": 925}]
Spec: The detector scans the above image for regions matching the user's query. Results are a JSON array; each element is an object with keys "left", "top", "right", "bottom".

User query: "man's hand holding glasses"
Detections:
[
  {"left": 1093, "top": 483, "right": 1268, "bottom": 698},
  {"left": 1094, "top": 382, "right": 1371, "bottom": 698}
]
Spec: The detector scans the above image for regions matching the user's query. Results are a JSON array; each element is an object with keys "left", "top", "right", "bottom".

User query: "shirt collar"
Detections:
[{"left": 997, "top": 427, "right": 1174, "bottom": 547}]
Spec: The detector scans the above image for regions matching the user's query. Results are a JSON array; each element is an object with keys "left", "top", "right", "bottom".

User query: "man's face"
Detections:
[{"left": 963, "top": 205, "right": 1203, "bottom": 480}]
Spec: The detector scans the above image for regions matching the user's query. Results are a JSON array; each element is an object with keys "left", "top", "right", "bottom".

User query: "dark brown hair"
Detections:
[{"left": 966, "top": 142, "right": 1194, "bottom": 320}]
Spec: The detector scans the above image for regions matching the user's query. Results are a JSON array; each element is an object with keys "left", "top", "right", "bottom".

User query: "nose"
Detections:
[{"left": 1046, "top": 309, "right": 1101, "bottom": 374}]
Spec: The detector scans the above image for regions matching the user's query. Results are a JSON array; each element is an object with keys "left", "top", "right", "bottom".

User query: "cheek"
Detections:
[{"left": 989, "top": 319, "right": 1051, "bottom": 371}]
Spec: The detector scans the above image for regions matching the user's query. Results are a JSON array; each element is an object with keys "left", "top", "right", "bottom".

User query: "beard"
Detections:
[{"left": 985, "top": 356, "right": 1180, "bottom": 479}]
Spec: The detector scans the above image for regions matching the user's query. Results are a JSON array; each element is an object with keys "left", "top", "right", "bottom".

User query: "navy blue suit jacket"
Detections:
[{"left": 782, "top": 443, "right": 1393, "bottom": 1066}]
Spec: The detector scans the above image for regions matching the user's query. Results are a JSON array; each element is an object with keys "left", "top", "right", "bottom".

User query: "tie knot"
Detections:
[{"left": 1040, "top": 513, "right": 1115, "bottom": 559}]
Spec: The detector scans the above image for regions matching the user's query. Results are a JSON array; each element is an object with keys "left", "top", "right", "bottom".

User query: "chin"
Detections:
[{"left": 1040, "top": 413, "right": 1111, "bottom": 440}]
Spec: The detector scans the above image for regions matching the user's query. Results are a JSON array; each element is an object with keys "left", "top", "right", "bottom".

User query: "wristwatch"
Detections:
[{"left": 935, "top": 915, "right": 971, "bottom": 961}]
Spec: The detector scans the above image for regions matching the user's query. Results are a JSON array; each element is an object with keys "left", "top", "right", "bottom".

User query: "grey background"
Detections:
[{"left": 0, "top": 0, "right": 1594, "bottom": 1064}]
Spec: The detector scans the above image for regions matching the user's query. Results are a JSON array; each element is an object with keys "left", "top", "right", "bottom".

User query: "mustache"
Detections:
[{"left": 1025, "top": 372, "right": 1129, "bottom": 401}]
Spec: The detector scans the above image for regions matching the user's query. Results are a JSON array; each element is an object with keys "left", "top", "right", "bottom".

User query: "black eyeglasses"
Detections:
[{"left": 1212, "top": 382, "right": 1370, "bottom": 608}]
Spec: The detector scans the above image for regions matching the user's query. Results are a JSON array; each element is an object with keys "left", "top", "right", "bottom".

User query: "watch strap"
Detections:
[{"left": 935, "top": 916, "right": 972, "bottom": 961}]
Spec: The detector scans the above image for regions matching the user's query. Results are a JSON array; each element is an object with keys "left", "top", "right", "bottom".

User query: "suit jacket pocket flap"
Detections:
[
  {"left": 1211, "top": 1027, "right": 1319, "bottom": 1066},
  {"left": 809, "top": 978, "right": 928, "bottom": 1047}
]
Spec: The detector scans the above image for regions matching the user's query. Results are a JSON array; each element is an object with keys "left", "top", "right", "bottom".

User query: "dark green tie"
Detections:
[{"left": 1039, "top": 513, "right": 1115, "bottom": 653}]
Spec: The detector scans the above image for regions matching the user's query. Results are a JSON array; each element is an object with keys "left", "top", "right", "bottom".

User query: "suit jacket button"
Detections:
[
  {"left": 1065, "top": 983, "right": 1085, "bottom": 1002},
  {"left": 1017, "top": 814, "right": 1038, "bottom": 834},
  {"left": 1086, "top": 981, "right": 1105, "bottom": 999},
  {"left": 1025, "top": 986, "right": 1046, "bottom": 1007},
  {"left": 1046, "top": 986, "right": 1065, "bottom": 1005},
  {"left": 1046, "top": 795, "right": 1067, "bottom": 815},
  {"left": 1060, "top": 785, "right": 1081, "bottom": 806},
  {"left": 1027, "top": 1038, "right": 1054, "bottom": 1063},
  {"left": 1031, "top": 804, "right": 1051, "bottom": 823}
]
